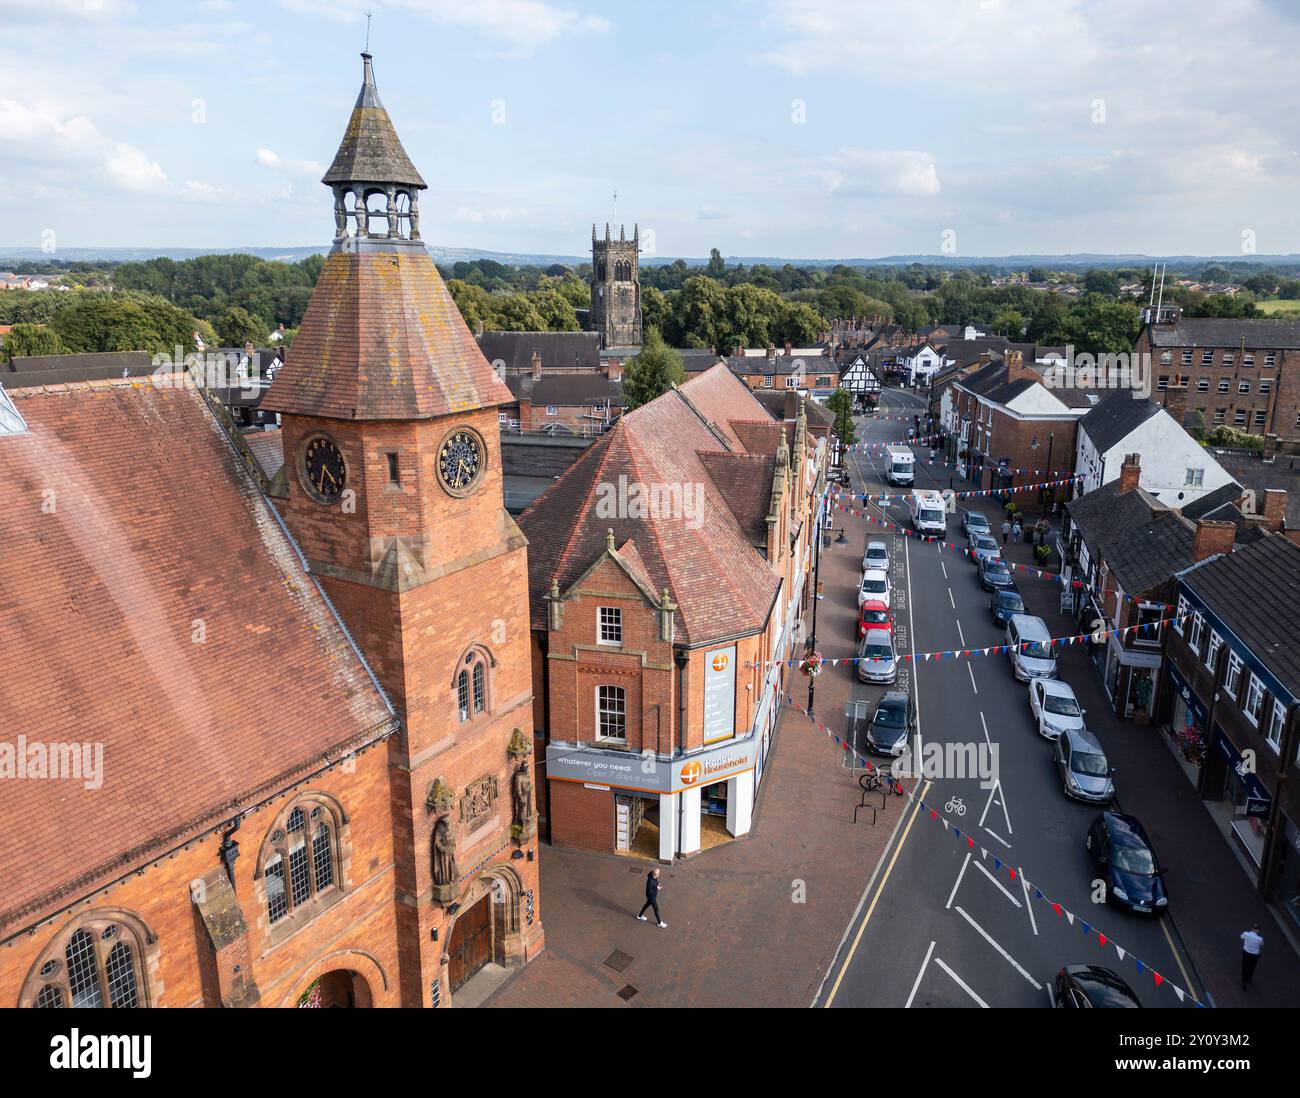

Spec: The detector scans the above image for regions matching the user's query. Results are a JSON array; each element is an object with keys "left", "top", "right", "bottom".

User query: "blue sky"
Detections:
[{"left": 3, "top": 0, "right": 1300, "bottom": 258}]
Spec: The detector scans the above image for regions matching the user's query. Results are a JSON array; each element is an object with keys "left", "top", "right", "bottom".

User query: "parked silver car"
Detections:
[
  {"left": 1053, "top": 727, "right": 1116, "bottom": 802},
  {"left": 857, "top": 628, "right": 898, "bottom": 684}
]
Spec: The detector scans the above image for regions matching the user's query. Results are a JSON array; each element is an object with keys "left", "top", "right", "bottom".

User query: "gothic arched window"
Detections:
[
  {"left": 262, "top": 802, "right": 339, "bottom": 926},
  {"left": 22, "top": 914, "right": 152, "bottom": 1009},
  {"left": 455, "top": 648, "right": 491, "bottom": 723}
]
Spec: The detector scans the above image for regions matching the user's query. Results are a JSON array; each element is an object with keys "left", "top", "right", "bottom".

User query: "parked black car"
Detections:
[
  {"left": 864, "top": 690, "right": 915, "bottom": 756},
  {"left": 1054, "top": 964, "right": 1142, "bottom": 1008},
  {"left": 1086, "top": 812, "right": 1168, "bottom": 914},
  {"left": 989, "top": 588, "right": 1024, "bottom": 624},
  {"left": 978, "top": 556, "right": 1015, "bottom": 591}
]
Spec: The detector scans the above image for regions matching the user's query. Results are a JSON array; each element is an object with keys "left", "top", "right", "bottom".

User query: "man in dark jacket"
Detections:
[{"left": 636, "top": 868, "right": 667, "bottom": 927}]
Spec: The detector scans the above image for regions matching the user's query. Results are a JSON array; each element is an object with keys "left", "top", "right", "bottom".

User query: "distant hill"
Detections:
[{"left": 3, "top": 245, "right": 1300, "bottom": 271}]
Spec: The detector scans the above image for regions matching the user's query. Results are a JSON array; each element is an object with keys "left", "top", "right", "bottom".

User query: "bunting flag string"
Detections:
[
  {"left": 842, "top": 432, "right": 947, "bottom": 451},
  {"left": 822, "top": 490, "right": 1161, "bottom": 611},
  {"left": 829, "top": 475, "right": 1081, "bottom": 504},
  {"left": 753, "top": 613, "right": 1189, "bottom": 669},
  {"left": 780, "top": 693, "right": 1206, "bottom": 1008}
]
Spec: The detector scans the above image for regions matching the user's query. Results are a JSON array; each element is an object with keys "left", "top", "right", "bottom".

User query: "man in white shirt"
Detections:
[{"left": 1241, "top": 924, "right": 1263, "bottom": 990}]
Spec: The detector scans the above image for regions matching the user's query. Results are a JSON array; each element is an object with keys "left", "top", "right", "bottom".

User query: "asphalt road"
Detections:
[{"left": 815, "top": 386, "right": 1204, "bottom": 1009}]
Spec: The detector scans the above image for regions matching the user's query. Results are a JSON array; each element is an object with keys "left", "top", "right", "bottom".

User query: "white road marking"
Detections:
[
  {"left": 947, "top": 587, "right": 955, "bottom": 609},
  {"left": 905, "top": 940, "right": 936, "bottom": 1008},
  {"left": 933, "top": 956, "right": 989, "bottom": 1008},
  {"left": 966, "top": 663, "right": 978, "bottom": 694},
  {"left": 979, "top": 711, "right": 991, "bottom": 746},
  {"left": 1020, "top": 867, "right": 1039, "bottom": 936},
  {"left": 946, "top": 851, "right": 971, "bottom": 910},
  {"left": 955, "top": 620, "right": 966, "bottom": 647},
  {"left": 983, "top": 827, "right": 1012, "bottom": 849},
  {"left": 975, "top": 858, "right": 1022, "bottom": 906},
  {"left": 940, "top": 561, "right": 948, "bottom": 580},
  {"left": 955, "top": 905, "right": 1043, "bottom": 990}
]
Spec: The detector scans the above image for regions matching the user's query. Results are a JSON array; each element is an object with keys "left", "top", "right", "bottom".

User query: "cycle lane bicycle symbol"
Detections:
[{"left": 945, "top": 796, "right": 967, "bottom": 817}]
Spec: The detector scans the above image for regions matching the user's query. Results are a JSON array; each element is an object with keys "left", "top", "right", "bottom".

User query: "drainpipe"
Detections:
[{"left": 675, "top": 648, "right": 689, "bottom": 860}]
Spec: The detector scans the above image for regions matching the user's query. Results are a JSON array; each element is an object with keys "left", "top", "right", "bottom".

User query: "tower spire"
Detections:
[{"left": 323, "top": 52, "right": 426, "bottom": 243}]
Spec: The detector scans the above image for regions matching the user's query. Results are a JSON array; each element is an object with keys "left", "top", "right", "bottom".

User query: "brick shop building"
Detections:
[
  {"left": 519, "top": 366, "right": 826, "bottom": 859},
  {"left": 1137, "top": 304, "right": 1300, "bottom": 442},
  {"left": 0, "top": 52, "right": 542, "bottom": 1010}
]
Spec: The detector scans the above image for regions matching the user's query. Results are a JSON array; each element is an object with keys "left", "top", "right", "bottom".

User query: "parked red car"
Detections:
[{"left": 858, "top": 599, "right": 893, "bottom": 638}]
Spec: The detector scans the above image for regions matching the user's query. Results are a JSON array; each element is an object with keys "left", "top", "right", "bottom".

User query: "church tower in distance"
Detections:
[
  {"left": 262, "top": 52, "right": 543, "bottom": 1007},
  {"left": 590, "top": 222, "right": 642, "bottom": 349}
]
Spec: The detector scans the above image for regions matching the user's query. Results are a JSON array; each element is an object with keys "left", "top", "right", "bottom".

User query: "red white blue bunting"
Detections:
[{"left": 781, "top": 695, "right": 1206, "bottom": 1008}]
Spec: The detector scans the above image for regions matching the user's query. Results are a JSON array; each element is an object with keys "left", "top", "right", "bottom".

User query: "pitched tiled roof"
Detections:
[
  {"left": 244, "top": 427, "right": 285, "bottom": 479},
  {"left": 1181, "top": 535, "right": 1300, "bottom": 696},
  {"left": 1067, "top": 480, "right": 1196, "bottom": 593},
  {"left": 1180, "top": 481, "right": 1244, "bottom": 522},
  {"left": 262, "top": 245, "right": 514, "bottom": 420},
  {"left": 1208, "top": 448, "right": 1300, "bottom": 529},
  {"left": 1079, "top": 392, "right": 1163, "bottom": 454},
  {"left": 476, "top": 331, "right": 601, "bottom": 373},
  {"left": 0, "top": 380, "right": 394, "bottom": 933},
  {"left": 519, "top": 365, "right": 783, "bottom": 645},
  {"left": 505, "top": 372, "right": 623, "bottom": 407},
  {"left": 321, "top": 54, "right": 425, "bottom": 188},
  {"left": 1147, "top": 317, "right": 1300, "bottom": 349},
  {"left": 5, "top": 351, "right": 153, "bottom": 378},
  {"left": 677, "top": 349, "right": 724, "bottom": 373},
  {"left": 698, "top": 450, "right": 777, "bottom": 547},
  {"left": 676, "top": 363, "right": 774, "bottom": 451},
  {"left": 731, "top": 419, "right": 783, "bottom": 455}
]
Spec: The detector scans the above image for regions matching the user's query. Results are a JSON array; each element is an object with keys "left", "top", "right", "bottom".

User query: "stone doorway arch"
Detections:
[
  {"left": 445, "top": 866, "right": 528, "bottom": 996},
  {"left": 298, "top": 969, "right": 372, "bottom": 1008}
]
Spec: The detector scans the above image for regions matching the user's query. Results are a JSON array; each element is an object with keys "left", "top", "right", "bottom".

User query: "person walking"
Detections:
[
  {"left": 637, "top": 868, "right": 667, "bottom": 928},
  {"left": 1241, "top": 924, "right": 1263, "bottom": 989},
  {"left": 1012, "top": 519, "right": 1022, "bottom": 544},
  {"left": 1001, "top": 518, "right": 1011, "bottom": 545}
]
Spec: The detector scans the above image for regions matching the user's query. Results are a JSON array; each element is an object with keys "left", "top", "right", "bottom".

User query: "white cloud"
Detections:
[
  {"left": 104, "top": 142, "right": 169, "bottom": 192},
  {"left": 697, "top": 205, "right": 730, "bottom": 220},
  {"left": 825, "top": 149, "right": 941, "bottom": 198},
  {"left": 256, "top": 147, "right": 325, "bottom": 177}
]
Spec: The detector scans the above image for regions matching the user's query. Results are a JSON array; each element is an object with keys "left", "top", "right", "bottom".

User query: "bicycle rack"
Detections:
[{"left": 854, "top": 772, "right": 888, "bottom": 825}]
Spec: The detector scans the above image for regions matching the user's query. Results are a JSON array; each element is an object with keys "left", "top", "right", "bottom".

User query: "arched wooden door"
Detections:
[{"left": 447, "top": 894, "right": 493, "bottom": 991}]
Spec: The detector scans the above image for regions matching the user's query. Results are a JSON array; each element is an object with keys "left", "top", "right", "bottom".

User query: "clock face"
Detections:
[
  {"left": 438, "top": 429, "right": 485, "bottom": 495},
  {"left": 301, "top": 435, "right": 347, "bottom": 503}
]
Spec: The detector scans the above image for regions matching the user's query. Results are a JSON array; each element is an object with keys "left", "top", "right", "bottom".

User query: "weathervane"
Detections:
[
  {"left": 613, "top": 188, "right": 618, "bottom": 228},
  {"left": 365, "top": 9, "right": 372, "bottom": 52}
]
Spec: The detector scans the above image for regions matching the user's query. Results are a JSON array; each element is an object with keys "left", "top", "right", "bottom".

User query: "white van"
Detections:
[
  {"left": 1007, "top": 614, "right": 1058, "bottom": 682},
  {"left": 909, "top": 489, "right": 946, "bottom": 536},
  {"left": 886, "top": 444, "right": 914, "bottom": 486}
]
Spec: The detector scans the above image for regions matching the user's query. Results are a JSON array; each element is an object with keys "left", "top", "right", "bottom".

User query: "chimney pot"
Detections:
[{"left": 531, "top": 350, "right": 543, "bottom": 380}]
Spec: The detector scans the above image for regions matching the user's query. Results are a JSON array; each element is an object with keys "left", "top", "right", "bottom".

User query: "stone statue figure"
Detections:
[
  {"left": 512, "top": 764, "right": 534, "bottom": 829},
  {"left": 432, "top": 817, "right": 458, "bottom": 887}
]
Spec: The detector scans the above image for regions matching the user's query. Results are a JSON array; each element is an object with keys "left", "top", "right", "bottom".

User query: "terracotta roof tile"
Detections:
[
  {"left": 0, "top": 380, "right": 393, "bottom": 932},
  {"left": 262, "top": 245, "right": 513, "bottom": 420}
]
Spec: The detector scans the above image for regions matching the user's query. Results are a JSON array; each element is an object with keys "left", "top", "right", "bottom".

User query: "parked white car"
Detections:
[
  {"left": 862, "top": 540, "right": 890, "bottom": 572},
  {"left": 1028, "top": 678, "right": 1086, "bottom": 740},
  {"left": 858, "top": 569, "right": 891, "bottom": 609}
]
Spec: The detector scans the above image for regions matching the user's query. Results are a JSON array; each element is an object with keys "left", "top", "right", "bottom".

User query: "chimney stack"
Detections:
[
  {"left": 1004, "top": 349, "right": 1037, "bottom": 385},
  {"left": 1118, "top": 452, "right": 1141, "bottom": 494},
  {"left": 605, "top": 356, "right": 622, "bottom": 382},
  {"left": 531, "top": 350, "right": 543, "bottom": 380},
  {"left": 1192, "top": 518, "right": 1236, "bottom": 562},
  {"left": 1263, "top": 488, "right": 1287, "bottom": 531},
  {"left": 735, "top": 344, "right": 743, "bottom": 358},
  {"left": 784, "top": 340, "right": 793, "bottom": 356},
  {"left": 1264, "top": 433, "right": 1279, "bottom": 463},
  {"left": 766, "top": 342, "right": 776, "bottom": 361}
]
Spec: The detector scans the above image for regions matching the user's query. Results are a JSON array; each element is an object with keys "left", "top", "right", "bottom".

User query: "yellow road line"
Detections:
[
  {"left": 823, "top": 778, "right": 933, "bottom": 1007},
  {"left": 1159, "top": 911, "right": 1196, "bottom": 997}
]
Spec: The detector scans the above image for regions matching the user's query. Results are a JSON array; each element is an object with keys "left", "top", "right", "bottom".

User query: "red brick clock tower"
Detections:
[{"left": 263, "top": 53, "right": 543, "bottom": 1007}]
